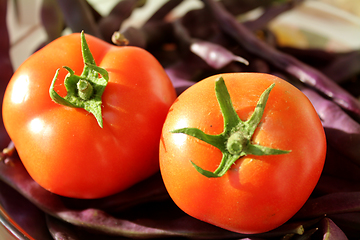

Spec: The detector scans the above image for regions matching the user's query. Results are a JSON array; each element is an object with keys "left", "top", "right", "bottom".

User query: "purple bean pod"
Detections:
[
  {"left": 294, "top": 192, "right": 360, "bottom": 219},
  {"left": 46, "top": 214, "right": 133, "bottom": 240},
  {"left": 0, "top": 180, "right": 52, "bottom": 239},
  {"left": 114, "top": 0, "right": 183, "bottom": 48},
  {"left": 277, "top": 47, "right": 338, "bottom": 71},
  {"left": 40, "top": 0, "right": 65, "bottom": 43},
  {"left": 145, "top": 0, "right": 183, "bottom": 23},
  {"left": 0, "top": 155, "right": 323, "bottom": 239},
  {"left": 0, "top": 0, "right": 13, "bottom": 149},
  {"left": 116, "top": 20, "right": 175, "bottom": 49},
  {"left": 46, "top": 215, "right": 91, "bottom": 240},
  {"left": 2, "top": 0, "right": 360, "bottom": 239},
  {"left": 55, "top": 0, "right": 102, "bottom": 38},
  {"left": 243, "top": 0, "right": 304, "bottom": 32},
  {"left": 172, "top": 19, "right": 249, "bottom": 73},
  {"left": 0, "top": 156, "right": 239, "bottom": 239},
  {"left": 302, "top": 88, "right": 360, "bottom": 166},
  {"left": 320, "top": 218, "right": 348, "bottom": 240},
  {"left": 190, "top": 39, "right": 249, "bottom": 69},
  {"left": 220, "top": 0, "right": 282, "bottom": 16},
  {"left": 139, "top": 21, "right": 175, "bottom": 48},
  {"left": 99, "top": 0, "right": 146, "bottom": 43},
  {"left": 314, "top": 174, "right": 360, "bottom": 196},
  {"left": 237, "top": 238, "right": 265, "bottom": 240},
  {"left": 0, "top": 154, "right": 168, "bottom": 215},
  {"left": 322, "top": 146, "right": 360, "bottom": 183},
  {"left": 61, "top": 172, "right": 170, "bottom": 213},
  {"left": 202, "top": 0, "right": 360, "bottom": 120},
  {"left": 180, "top": 7, "right": 218, "bottom": 40},
  {"left": 279, "top": 47, "right": 360, "bottom": 85},
  {"left": 321, "top": 50, "right": 360, "bottom": 84},
  {"left": 165, "top": 62, "right": 196, "bottom": 96},
  {"left": 329, "top": 213, "right": 360, "bottom": 239},
  {"left": 85, "top": 1, "right": 102, "bottom": 23}
]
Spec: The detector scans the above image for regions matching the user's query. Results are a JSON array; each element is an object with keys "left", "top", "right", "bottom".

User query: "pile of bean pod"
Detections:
[{"left": 1, "top": 0, "right": 360, "bottom": 239}]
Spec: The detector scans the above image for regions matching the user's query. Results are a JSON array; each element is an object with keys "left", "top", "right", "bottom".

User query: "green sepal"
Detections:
[
  {"left": 245, "top": 144, "right": 290, "bottom": 156},
  {"left": 171, "top": 128, "right": 226, "bottom": 152},
  {"left": 49, "top": 69, "right": 77, "bottom": 108},
  {"left": 171, "top": 76, "right": 291, "bottom": 178},
  {"left": 49, "top": 31, "right": 109, "bottom": 128}
]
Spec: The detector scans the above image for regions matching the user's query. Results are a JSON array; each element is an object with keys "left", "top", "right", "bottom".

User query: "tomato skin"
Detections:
[
  {"left": 159, "top": 73, "right": 326, "bottom": 234},
  {"left": 3, "top": 33, "right": 176, "bottom": 199}
]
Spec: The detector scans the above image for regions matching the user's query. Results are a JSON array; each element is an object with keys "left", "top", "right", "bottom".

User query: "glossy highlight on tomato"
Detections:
[
  {"left": 3, "top": 33, "right": 176, "bottom": 199},
  {"left": 159, "top": 73, "right": 326, "bottom": 234}
]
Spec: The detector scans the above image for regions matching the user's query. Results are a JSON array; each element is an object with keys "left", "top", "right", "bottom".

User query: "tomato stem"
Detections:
[
  {"left": 77, "top": 79, "right": 93, "bottom": 100},
  {"left": 171, "top": 76, "right": 291, "bottom": 178},
  {"left": 49, "top": 31, "right": 109, "bottom": 128},
  {"left": 226, "top": 131, "right": 248, "bottom": 155}
]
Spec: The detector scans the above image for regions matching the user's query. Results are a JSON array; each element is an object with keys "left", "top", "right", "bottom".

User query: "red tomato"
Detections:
[
  {"left": 159, "top": 73, "right": 326, "bottom": 234},
  {"left": 3, "top": 33, "right": 176, "bottom": 199}
]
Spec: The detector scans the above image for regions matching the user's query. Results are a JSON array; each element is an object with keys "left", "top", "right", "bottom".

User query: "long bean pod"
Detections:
[
  {"left": 202, "top": 0, "right": 360, "bottom": 119},
  {"left": 55, "top": 0, "right": 102, "bottom": 38},
  {"left": 0, "top": 0, "right": 12, "bottom": 149},
  {"left": 302, "top": 88, "right": 360, "bottom": 166}
]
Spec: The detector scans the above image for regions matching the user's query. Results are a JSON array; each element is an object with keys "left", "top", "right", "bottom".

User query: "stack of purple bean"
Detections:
[{"left": 0, "top": 0, "right": 359, "bottom": 239}]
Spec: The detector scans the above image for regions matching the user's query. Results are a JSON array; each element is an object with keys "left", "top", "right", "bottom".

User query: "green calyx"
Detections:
[
  {"left": 49, "top": 31, "right": 109, "bottom": 128},
  {"left": 171, "top": 76, "right": 291, "bottom": 178}
]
